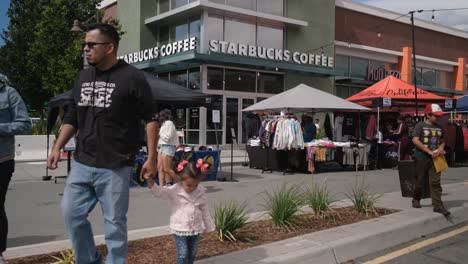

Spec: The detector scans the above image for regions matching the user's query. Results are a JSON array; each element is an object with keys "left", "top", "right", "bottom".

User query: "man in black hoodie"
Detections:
[{"left": 47, "top": 24, "right": 159, "bottom": 264}]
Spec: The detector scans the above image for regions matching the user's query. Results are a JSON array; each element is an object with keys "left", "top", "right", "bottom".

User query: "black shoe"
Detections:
[
  {"left": 412, "top": 199, "right": 422, "bottom": 208},
  {"left": 433, "top": 207, "right": 451, "bottom": 216}
]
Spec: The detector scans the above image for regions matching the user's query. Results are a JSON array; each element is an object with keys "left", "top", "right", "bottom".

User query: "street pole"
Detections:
[{"left": 410, "top": 11, "right": 422, "bottom": 119}]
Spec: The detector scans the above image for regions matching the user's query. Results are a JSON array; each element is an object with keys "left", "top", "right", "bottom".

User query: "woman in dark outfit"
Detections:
[{"left": 391, "top": 116, "right": 411, "bottom": 160}]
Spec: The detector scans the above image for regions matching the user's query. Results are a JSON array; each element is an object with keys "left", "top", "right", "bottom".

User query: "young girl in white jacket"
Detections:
[{"left": 157, "top": 109, "right": 180, "bottom": 186}]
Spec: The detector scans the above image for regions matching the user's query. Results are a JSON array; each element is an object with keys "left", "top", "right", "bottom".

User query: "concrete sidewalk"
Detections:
[{"left": 197, "top": 182, "right": 468, "bottom": 264}]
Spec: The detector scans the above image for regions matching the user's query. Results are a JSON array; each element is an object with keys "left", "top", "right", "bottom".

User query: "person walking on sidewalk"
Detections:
[
  {"left": 157, "top": 109, "right": 180, "bottom": 186},
  {"left": 0, "top": 74, "right": 31, "bottom": 264},
  {"left": 145, "top": 159, "right": 215, "bottom": 264},
  {"left": 47, "top": 24, "right": 159, "bottom": 264},
  {"left": 411, "top": 103, "right": 450, "bottom": 216}
]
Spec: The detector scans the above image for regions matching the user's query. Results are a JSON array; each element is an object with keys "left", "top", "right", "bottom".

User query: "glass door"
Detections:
[
  {"left": 225, "top": 97, "right": 239, "bottom": 144},
  {"left": 241, "top": 98, "right": 255, "bottom": 143}
]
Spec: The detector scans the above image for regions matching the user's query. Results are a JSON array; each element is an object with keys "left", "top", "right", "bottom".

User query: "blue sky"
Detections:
[{"left": 0, "top": 0, "right": 10, "bottom": 46}]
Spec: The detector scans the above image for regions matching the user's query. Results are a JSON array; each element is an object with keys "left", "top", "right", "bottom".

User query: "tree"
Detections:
[
  {"left": 0, "top": 0, "right": 101, "bottom": 113},
  {"left": 0, "top": 0, "right": 49, "bottom": 112}
]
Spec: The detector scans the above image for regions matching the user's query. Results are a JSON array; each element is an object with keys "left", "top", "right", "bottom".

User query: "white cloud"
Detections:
[{"left": 354, "top": 0, "right": 468, "bottom": 32}]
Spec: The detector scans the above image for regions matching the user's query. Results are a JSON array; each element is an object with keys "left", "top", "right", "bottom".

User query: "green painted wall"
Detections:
[
  {"left": 285, "top": 0, "right": 335, "bottom": 93},
  {"left": 117, "top": 0, "right": 158, "bottom": 57}
]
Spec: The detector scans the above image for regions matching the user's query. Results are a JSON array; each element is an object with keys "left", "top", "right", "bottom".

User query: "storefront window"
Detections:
[
  {"left": 189, "top": 18, "right": 201, "bottom": 40},
  {"left": 336, "top": 85, "right": 350, "bottom": 99},
  {"left": 446, "top": 73, "right": 453, "bottom": 89},
  {"left": 159, "top": 0, "right": 169, "bottom": 14},
  {"left": 209, "top": 0, "right": 226, "bottom": 4},
  {"left": 225, "top": 18, "right": 256, "bottom": 46},
  {"left": 171, "top": 0, "right": 188, "bottom": 9},
  {"left": 412, "top": 67, "right": 423, "bottom": 86},
  {"left": 335, "top": 55, "right": 349, "bottom": 76},
  {"left": 422, "top": 68, "right": 436, "bottom": 87},
  {"left": 369, "top": 60, "right": 385, "bottom": 69},
  {"left": 257, "top": 73, "right": 283, "bottom": 94},
  {"left": 349, "top": 57, "right": 368, "bottom": 79},
  {"left": 206, "top": 15, "right": 224, "bottom": 48},
  {"left": 257, "top": 26, "right": 283, "bottom": 49},
  {"left": 225, "top": 69, "right": 256, "bottom": 92},
  {"left": 207, "top": 67, "right": 224, "bottom": 90},
  {"left": 257, "top": 0, "right": 283, "bottom": 15},
  {"left": 158, "top": 26, "right": 170, "bottom": 45},
  {"left": 170, "top": 69, "right": 188, "bottom": 88},
  {"left": 227, "top": 0, "right": 256, "bottom": 10},
  {"left": 171, "top": 22, "right": 189, "bottom": 42},
  {"left": 188, "top": 67, "right": 200, "bottom": 90},
  {"left": 158, "top": 72, "right": 169, "bottom": 81},
  {"left": 207, "top": 96, "right": 223, "bottom": 129}
]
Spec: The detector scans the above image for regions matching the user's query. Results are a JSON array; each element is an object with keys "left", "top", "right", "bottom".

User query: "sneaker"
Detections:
[
  {"left": 433, "top": 207, "right": 451, "bottom": 216},
  {"left": 165, "top": 182, "right": 173, "bottom": 187},
  {"left": 412, "top": 199, "right": 422, "bottom": 208}
]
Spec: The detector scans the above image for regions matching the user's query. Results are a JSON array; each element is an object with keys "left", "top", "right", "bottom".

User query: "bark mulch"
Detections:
[{"left": 8, "top": 207, "right": 397, "bottom": 264}]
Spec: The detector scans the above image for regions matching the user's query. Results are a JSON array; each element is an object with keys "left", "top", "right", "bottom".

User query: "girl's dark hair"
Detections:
[
  {"left": 158, "top": 109, "right": 173, "bottom": 124},
  {"left": 175, "top": 159, "right": 211, "bottom": 181}
]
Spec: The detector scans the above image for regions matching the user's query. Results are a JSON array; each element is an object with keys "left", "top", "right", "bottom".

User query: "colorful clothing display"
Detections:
[{"left": 259, "top": 117, "right": 304, "bottom": 150}]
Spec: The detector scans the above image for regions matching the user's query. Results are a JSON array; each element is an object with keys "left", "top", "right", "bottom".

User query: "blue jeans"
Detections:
[
  {"left": 61, "top": 161, "right": 131, "bottom": 264},
  {"left": 174, "top": 235, "right": 200, "bottom": 264}
]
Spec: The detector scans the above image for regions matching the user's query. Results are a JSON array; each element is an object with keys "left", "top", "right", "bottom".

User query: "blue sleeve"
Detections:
[{"left": 0, "top": 87, "right": 31, "bottom": 136}]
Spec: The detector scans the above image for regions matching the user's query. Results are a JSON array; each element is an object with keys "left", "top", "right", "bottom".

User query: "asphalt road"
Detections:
[{"left": 354, "top": 221, "right": 468, "bottom": 264}]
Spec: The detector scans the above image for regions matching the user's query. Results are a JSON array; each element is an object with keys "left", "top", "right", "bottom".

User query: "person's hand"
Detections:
[
  {"left": 47, "top": 149, "right": 61, "bottom": 170},
  {"left": 437, "top": 148, "right": 446, "bottom": 156},
  {"left": 144, "top": 174, "right": 155, "bottom": 188},
  {"left": 141, "top": 160, "right": 157, "bottom": 186}
]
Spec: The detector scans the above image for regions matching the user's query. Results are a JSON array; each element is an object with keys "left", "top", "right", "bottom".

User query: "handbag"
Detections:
[{"left": 433, "top": 155, "right": 448, "bottom": 173}]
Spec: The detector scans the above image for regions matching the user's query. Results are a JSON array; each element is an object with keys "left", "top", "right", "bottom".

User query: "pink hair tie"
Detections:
[
  {"left": 177, "top": 160, "right": 189, "bottom": 172},
  {"left": 196, "top": 159, "right": 210, "bottom": 174}
]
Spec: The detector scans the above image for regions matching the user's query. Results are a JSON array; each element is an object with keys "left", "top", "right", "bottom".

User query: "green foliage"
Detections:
[
  {"left": 50, "top": 249, "right": 75, "bottom": 264},
  {"left": 0, "top": 0, "right": 123, "bottom": 113},
  {"left": 346, "top": 179, "right": 383, "bottom": 215},
  {"left": 304, "top": 179, "right": 336, "bottom": 217},
  {"left": 214, "top": 201, "right": 250, "bottom": 242},
  {"left": 262, "top": 183, "right": 304, "bottom": 231}
]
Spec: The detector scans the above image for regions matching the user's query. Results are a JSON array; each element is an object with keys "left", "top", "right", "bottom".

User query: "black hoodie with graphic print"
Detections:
[{"left": 63, "top": 60, "right": 155, "bottom": 169}]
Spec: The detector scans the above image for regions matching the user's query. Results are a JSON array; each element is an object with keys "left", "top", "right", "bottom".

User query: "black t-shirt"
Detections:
[
  {"left": 63, "top": 60, "right": 156, "bottom": 169},
  {"left": 412, "top": 121, "right": 443, "bottom": 156}
]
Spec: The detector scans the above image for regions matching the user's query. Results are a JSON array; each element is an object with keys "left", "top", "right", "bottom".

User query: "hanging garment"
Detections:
[
  {"left": 325, "top": 113, "right": 333, "bottom": 140},
  {"left": 333, "top": 115, "right": 344, "bottom": 142},
  {"left": 463, "top": 126, "right": 468, "bottom": 152},
  {"left": 365, "top": 114, "right": 377, "bottom": 140},
  {"left": 455, "top": 125, "right": 465, "bottom": 163},
  {"left": 342, "top": 115, "right": 354, "bottom": 137}
]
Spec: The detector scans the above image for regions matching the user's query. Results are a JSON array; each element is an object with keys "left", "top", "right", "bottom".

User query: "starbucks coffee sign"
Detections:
[
  {"left": 208, "top": 40, "right": 334, "bottom": 68},
  {"left": 119, "top": 37, "right": 197, "bottom": 64}
]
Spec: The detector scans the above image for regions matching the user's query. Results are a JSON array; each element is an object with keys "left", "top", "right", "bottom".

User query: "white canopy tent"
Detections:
[{"left": 242, "top": 84, "right": 370, "bottom": 113}]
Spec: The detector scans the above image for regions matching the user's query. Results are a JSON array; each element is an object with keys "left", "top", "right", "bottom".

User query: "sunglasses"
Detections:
[{"left": 82, "top": 42, "right": 110, "bottom": 49}]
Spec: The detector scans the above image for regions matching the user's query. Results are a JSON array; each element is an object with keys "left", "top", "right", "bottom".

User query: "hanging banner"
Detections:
[
  {"left": 445, "top": 99, "right": 453, "bottom": 109},
  {"left": 383, "top": 98, "right": 392, "bottom": 107}
]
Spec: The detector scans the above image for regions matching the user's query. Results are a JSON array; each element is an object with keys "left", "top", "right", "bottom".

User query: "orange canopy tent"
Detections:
[{"left": 347, "top": 76, "right": 454, "bottom": 111}]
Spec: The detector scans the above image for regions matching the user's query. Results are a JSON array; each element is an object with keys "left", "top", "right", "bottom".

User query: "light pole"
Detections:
[
  {"left": 70, "top": 20, "right": 90, "bottom": 69},
  {"left": 409, "top": 10, "right": 423, "bottom": 119}
]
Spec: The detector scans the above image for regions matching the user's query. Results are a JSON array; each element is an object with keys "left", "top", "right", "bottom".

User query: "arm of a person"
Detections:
[
  {"left": 0, "top": 87, "right": 31, "bottom": 136},
  {"left": 393, "top": 123, "right": 403, "bottom": 135},
  {"left": 134, "top": 71, "right": 159, "bottom": 178},
  {"left": 200, "top": 196, "right": 215, "bottom": 232},
  {"left": 149, "top": 184, "right": 174, "bottom": 199},
  {"left": 437, "top": 138, "right": 446, "bottom": 155},
  {"left": 412, "top": 136, "right": 434, "bottom": 156}
]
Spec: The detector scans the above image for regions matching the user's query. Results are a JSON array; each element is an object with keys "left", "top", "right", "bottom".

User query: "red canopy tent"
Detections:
[{"left": 346, "top": 75, "right": 454, "bottom": 111}]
